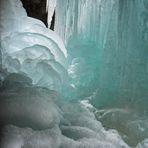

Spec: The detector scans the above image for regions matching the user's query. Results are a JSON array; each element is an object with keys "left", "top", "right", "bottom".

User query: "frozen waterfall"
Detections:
[
  {"left": 0, "top": 0, "right": 148, "bottom": 148},
  {"left": 55, "top": 0, "right": 148, "bottom": 109}
]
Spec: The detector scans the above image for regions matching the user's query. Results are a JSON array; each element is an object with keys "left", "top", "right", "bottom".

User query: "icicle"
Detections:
[{"left": 46, "top": 0, "right": 57, "bottom": 28}]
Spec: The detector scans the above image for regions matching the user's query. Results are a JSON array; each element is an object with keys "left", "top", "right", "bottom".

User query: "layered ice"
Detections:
[
  {"left": 0, "top": 0, "right": 148, "bottom": 147},
  {"left": 0, "top": 0, "right": 68, "bottom": 91}
]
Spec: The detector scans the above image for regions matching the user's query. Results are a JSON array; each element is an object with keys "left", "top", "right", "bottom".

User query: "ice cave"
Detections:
[{"left": 0, "top": 0, "right": 148, "bottom": 147}]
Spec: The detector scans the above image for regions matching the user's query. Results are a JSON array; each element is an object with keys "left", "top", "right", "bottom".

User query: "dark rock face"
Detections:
[{"left": 21, "top": 0, "right": 48, "bottom": 27}]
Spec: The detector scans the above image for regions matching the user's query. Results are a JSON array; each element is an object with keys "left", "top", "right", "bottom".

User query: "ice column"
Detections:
[{"left": 46, "top": 0, "right": 57, "bottom": 28}]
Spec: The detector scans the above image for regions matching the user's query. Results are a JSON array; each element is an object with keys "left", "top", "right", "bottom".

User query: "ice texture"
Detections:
[
  {"left": 0, "top": 0, "right": 68, "bottom": 91},
  {"left": 136, "top": 139, "right": 148, "bottom": 148},
  {"left": 46, "top": 0, "right": 56, "bottom": 27},
  {"left": 54, "top": 0, "right": 148, "bottom": 146},
  {"left": 0, "top": 0, "right": 147, "bottom": 147},
  {"left": 0, "top": 76, "right": 130, "bottom": 147},
  {"left": 0, "top": 75, "right": 61, "bottom": 130},
  {"left": 55, "top": 0, "right": 148, "bottom": 109}
]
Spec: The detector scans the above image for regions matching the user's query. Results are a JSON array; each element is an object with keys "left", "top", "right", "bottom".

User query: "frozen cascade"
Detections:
[
  {"left": 55, "top": 0, "right": 148, "bottom": 108},
  {"left": 54, "top": 0, "right": 148, "bottom": 146},
  {"left": 0, "top": 0, "right": 147, "bottom": 148}
]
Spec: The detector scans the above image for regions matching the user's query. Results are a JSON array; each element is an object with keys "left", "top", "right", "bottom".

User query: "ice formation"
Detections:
[
  {"left": 46, "top": 0, "right": 56, "bottom": 27},
  {"left": 0, "top": 0, "right": 148, "bottom": 148},
  {"left": 54, "top": 1, "right": 148, "bottom": 145},
  {"left": 55, "top": 0, "right": 148, "bottom": 109}
]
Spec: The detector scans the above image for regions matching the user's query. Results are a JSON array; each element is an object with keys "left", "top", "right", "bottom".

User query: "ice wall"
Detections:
[
  {"left": 0, "top": 0, "right": 147, "bottom": 147},
  {"left": 55, "top": 0, "right": 148, "bottom": 109}
]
